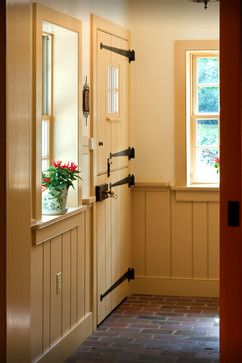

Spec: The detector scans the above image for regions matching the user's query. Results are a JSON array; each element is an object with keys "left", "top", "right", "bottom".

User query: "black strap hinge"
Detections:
[
  {"left": 110, "top": 147, "right": 135, "bottom": 160},
  {"left": 100, "top": 42, "right": 135, "bottom": 63},
  {"left": 100, "top": 268, "right": 135, "bottom": 301},
  {"left": 110, "top": 174, "right": 135, "bottom": 189}
]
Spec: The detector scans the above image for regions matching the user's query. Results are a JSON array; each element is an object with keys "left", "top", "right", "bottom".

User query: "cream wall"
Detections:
[
  {"left": 37, "top": 0, "right": 129, "bottom": 197},
  {"left": 129, "top": 0, "right": 219, "bottom": 183}
]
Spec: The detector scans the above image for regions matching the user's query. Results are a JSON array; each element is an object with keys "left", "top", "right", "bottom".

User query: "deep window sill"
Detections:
[{"left": 31, "top": 205, "right": 87, "bottom": 231}]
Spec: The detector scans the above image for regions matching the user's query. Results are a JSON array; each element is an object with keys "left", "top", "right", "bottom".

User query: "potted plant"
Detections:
[{"left": 42, "top": 161, "right": 81, "bottom": 215}]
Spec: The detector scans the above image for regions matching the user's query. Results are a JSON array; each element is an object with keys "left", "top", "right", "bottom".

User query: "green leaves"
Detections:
[{"left": 42, "top": 161, "right": 81, "bottom": 191}]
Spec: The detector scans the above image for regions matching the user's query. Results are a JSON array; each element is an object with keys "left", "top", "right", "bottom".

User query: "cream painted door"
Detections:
[{"left": 92, "top": 16, "right": 132, "bottom": 324}]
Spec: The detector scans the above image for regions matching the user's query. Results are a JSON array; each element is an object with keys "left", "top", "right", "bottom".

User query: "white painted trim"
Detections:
[
  {"left": 34, "top": 313, "right": 93, "bottom": 363},
  {"left": 131, "top": 276, "right": 219, "bottom": 297}
]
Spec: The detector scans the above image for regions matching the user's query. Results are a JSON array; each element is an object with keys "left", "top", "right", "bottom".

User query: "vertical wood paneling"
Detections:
[
  {"left": 111, "top": 193, "right": 117, "bottom": 284},
  {"left": 31, "top": 244, "right": 43, "bottom": 359},
  {"left": 105, "top": 196, "right": 112, "bottom": 315},
  {"left": 146, "top": 191, "right": 171, "bottom": 276},
  {"left": 50, "top": 236, "right": 62, "bottom": 343},
  {"left": 208, "top": 203, "right": 220, "bottom": 279},
  {"left": 111, "top": 34, "right": 118, "bottom": 171},
  {"left": 131, "top": 191, "right": 146, "bottom": 275},
  {"left": 62, "top": 231, "right": 71, "bottom": 335},
  {"left": 120, "top": 180, "right": 126, "bottom": 276},
  {"left": 132, "top": 189, "right": 219, "bottom": 284},
  {"left": 97, "top": 31, "right": 108, "bottom": 174},
  {"left": 124, "top": 181, "right": 131, "bottom": 273},
  {"left": 43, "top": 241, "right": 51, "bottom": 351},
  {"left": 193, "top": 203, "right": 208, "bottom": 278},
  {"left": 77, "top": 216, "right": 85, "bottom": 320},
  {"left": 70, "top": 228, "right": 78, "bottom": 326},
  {"left": 84, "top": 208, "right": 92, "bottom": 315},
  {"left": 31, "top": 209, "right": 93, "bottom": 361},
  {"left": 96, "top": 201, "right": 106, "bottom": 322},
  {"left": 172, "top": 193, "right": 192, "bottom": 277},
  {"left": 116, "top": 183, "right": 122, "bottom": 278}
]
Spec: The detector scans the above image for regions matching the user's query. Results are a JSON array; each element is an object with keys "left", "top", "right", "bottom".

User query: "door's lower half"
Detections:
[{"left": 96, "top": 169, "right": 131, "bottom": 324}]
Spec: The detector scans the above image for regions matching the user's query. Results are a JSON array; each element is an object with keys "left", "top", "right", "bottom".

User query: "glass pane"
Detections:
[
  {"left": 197, "top": 57, "right": 219, "bottom": 85},
  {"left": 196, "top": 119, "right": 219, "bottom": 147},
  {"left": 107, "top": 90, "right": 112, "bottom": 113},
  {"left": 197, "top": 147, "right": 219, "bottom": 166},
  {"left": 42, "top": 120, "right": 48, "bottom": 158},
  {"left": 42, "top": 35, "right": 52, "bottom": 115},
  {"left": 42, "top": 159, "right": 48, "bottom": 172},
  {"left": 112, "top": 91, "right": 119, "bottom": 113},
  {"left": 198, "top": 86, "right": 219, "bottom": 113},
  {"left": 196, "top": 147, "right": 219, "bottom": 182},
  {"left": 112, "top": 66, "right": 119, "bottom": 89},
  {"left": 107, "top": 65, "right": 112, "bottom": 89}
]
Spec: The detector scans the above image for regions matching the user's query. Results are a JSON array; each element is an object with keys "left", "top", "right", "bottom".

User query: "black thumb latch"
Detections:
[{"left": 228, "top": 201, "right": 240, "bottom": 227}]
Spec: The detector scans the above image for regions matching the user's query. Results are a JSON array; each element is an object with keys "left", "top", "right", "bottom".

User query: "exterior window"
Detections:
[
  {"left": 107, "top": 65, "right": 119, "bottom": 114},
  {"left": 187, "top": 52, "right": 220, "bottom": 184},
  {"left": 42, "top": 33, "right": 53, "bottom": 171}
]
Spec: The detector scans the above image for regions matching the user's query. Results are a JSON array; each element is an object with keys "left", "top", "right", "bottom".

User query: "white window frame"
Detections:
[
  {"left": 187, "top": 51, "right": 220, "bottom": 185},
  {"left": 175, "top": 40, "right": 219, "bottom": 188}
]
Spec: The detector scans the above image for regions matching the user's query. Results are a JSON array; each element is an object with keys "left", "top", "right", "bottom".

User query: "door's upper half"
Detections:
[{"left": 97, "top": 30, "right": 129, "bottom": 175}]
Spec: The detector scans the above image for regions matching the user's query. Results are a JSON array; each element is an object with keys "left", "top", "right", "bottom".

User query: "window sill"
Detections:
[{"left": 31, "top": 205, "right": 87, "bottom": 231}]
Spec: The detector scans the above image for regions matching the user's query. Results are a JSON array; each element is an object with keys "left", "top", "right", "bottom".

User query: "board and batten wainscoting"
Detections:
[
  {"left": 31, "top": 205, "right": 93, "bottom": 363},
  {"left": 131, "top": 183, "right": 219, "bottom": 297}
]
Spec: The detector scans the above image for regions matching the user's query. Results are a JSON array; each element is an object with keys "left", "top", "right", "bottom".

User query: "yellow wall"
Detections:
[
  {"left": 129, "top": 0, "right": 219, "bottom": 183},
  {"left": 129, "top": 0, "right": 220, "bottom": 298}
]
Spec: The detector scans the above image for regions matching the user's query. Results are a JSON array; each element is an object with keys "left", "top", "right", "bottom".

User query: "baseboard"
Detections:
[
  {"left": 131, "top": 276, "right": 219, "bottom": 297},
  {"left": 35, "top": 313, "right": 93, "bottom": 363}
]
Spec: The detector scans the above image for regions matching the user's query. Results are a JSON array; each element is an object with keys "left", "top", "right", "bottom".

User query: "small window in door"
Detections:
[{"left": 107, "top": 65, "right": 119, "bottom": 115}]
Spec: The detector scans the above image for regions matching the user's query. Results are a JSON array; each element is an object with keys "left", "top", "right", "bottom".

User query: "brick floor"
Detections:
[{"left": 65, "top": 294, "right": 219, "bottom": 363}]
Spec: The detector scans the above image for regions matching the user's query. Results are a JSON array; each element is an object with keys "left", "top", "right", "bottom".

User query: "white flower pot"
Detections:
[{"left": 42, "top": 186, "right": 68, "bottom": 215}]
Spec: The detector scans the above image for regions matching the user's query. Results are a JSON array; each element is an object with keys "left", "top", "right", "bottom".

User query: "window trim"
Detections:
[
  {"left": 189, "top": 51, "right": 220, "bottom": 185},
  {"left": 33, "top": 3, "right": 82, "bottom": 221},
  {"left": 175, "top": 40, "right": 219, "bottom": 188}
]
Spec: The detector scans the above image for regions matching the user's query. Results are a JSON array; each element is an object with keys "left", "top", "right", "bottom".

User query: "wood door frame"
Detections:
[
  {"left": 0, "top": 1, "right": 6, "bottom": 361},
  {"left": 220, "top": 1, "right": 242, "bottom": 361}
]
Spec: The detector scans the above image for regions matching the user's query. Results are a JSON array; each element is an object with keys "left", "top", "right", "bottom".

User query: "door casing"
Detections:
[{"left": 220, "top": 1, "right": 242, "bottom": 362}]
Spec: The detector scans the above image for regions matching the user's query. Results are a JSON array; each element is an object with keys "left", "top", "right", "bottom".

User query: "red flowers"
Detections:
[
  {"left": 52, "top": 160, "right": 78, "bottom": 172},
  {"left": 43, "top": 177, "right": 50, "bottom": 184}
]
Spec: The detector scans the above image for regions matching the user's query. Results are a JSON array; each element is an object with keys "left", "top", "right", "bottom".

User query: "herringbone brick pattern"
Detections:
[{"left": 65, "top": 294, "right": 219, "bottom": 363}]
